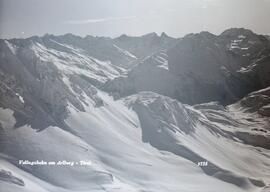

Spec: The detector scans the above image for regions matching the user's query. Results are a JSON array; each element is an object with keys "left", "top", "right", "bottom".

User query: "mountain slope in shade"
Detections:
[{"left": 106, "top": 28, "right": 270, "bottom": 105}]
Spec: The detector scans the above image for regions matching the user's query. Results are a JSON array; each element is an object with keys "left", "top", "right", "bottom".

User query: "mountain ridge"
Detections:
[{"left": 105, "top": 28, "right": 270, "bottom": 105}]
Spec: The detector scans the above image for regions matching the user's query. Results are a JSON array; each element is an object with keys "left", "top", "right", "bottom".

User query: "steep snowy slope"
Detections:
[
  {"left": 0, "top": 89, "right": 270, "bottom": 192},
  {"left": 1, "top": 89, "right": 270, "bottom": 192}
]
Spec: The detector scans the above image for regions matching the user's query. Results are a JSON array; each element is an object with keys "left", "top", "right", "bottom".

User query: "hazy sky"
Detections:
[{"left": 1, "top": 0, "right": 270, "bottom": 39}]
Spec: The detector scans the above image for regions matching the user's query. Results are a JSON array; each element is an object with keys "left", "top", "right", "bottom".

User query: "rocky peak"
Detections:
[
  {"left": 220, "top": 28, "right": 255, "bottom": 38},
  {"left": 160, "top": 32, "right": 169, "bottom": 38},
  {"left": 142, "top": 32, "right": 159, "bottom": 39}
]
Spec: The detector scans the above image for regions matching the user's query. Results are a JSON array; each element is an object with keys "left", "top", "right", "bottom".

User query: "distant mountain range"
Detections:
[{"left": 0, "top": 28, "right": 270, "bottom": 192}]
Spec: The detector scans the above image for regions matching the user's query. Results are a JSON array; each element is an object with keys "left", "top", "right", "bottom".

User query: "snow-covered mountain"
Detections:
[
  {"left": 106, "top": 28, "right": 270, "bottom": 105},
  {"left": 0, "top": 29, "right": 270, "bottom": 192}
]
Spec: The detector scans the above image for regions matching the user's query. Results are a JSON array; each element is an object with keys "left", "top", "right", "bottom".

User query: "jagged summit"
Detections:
[
  {"left": 192, "top": 31, "right": 217, "bottom": 39},
  {"left": 141, "top": 32, "right": 158, "bottom": 38},
  {"left": 220, "top": 27, "right": 256, "bottom": 37},
  {"left": 115, "top": 32, "right": 160, "bottom": 40},
  {"left": 160, "top": 32, "right": 169, "bottom": 38}
]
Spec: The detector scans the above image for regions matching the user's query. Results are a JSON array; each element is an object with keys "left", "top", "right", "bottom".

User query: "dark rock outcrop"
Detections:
[{"left": 240, "top": 86, "right": 270, "bottom": 117}]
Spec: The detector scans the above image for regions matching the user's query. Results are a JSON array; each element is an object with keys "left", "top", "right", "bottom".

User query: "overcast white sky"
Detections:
[{"left": 1, "top": 0, "right": 270, "bottom": 39}]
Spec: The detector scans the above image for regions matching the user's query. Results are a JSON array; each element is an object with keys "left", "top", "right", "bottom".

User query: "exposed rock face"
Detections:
[
  {"left": 260, "top": 105, "right": 270, "bottom": 116},
  {"left": 195, "top": 100, "right": 270, "bottom": 150},
  {"left": 124, "top": 92, "right": 197, "bottom": 136},
  {"left": 105, "top": 28, "right": 270, "bottom": 105},
  {"left": 0, "top": 169, "right": 24, "bottom": 186},
  {"left": 0, "top": 39, "right": 83, "bottom": 131},
  {"left": 240, "top": 86, "right": 270, "bottom": 116},
  {"left": 104, "top": 51, "right": 179, "bottom": 99},
  {"left": 168, "top": 28, "right": 270, "bottom": 104}
]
